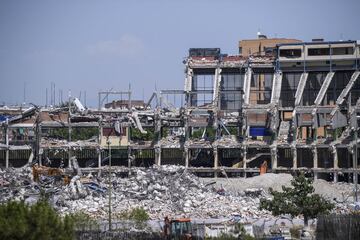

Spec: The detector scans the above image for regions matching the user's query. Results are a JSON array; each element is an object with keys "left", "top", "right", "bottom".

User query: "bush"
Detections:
[
  {"left": 68, "top": 212, "right": 98, "bottom": 231},
  {"left": 119, "top": 207, "right": 149, "bottom": 229},
  {"left": 0, "top": 200, "right": 74, "bottom": 240}
]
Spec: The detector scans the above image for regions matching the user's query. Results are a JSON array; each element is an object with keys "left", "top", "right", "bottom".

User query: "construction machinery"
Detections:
[
  {"left": 164, "top": 217, "right": 192, "bottom": 240},
  {"left": 32, "top": 164, "right": 70, "bottom": 184}
]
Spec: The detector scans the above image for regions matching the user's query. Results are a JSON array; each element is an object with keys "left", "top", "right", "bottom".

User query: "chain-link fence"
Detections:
[{"left": 316, "top": 214, "right": 360, "bottom": 240}]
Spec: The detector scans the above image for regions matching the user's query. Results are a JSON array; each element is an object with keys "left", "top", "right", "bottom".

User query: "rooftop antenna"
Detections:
[
  {"left": 53, "top": 82, "right": 56, "bottom": 106},
  {"left": 23, "top": 82, "right": 26, "bottom": 105},
  {"left": 58, "top": 89, "right": 61, "bottom": 105},
  {"left": 257, "top": 28, "right": 261, "bottom": 38},
  {"left": 46, "top": 88, "right": 48, "bottom": 107},
  {"left": 50, "top": 83, "right": 52, "bottom": 106}
]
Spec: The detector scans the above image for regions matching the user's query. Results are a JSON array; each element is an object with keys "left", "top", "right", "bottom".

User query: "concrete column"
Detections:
[
  {"left": 313, "top": 147, "right": 318, "bottom": 169},
  {"left": 243, "top": 146, "right": 247, "bottom": 169},
  {"left": 185, "top": 148, "right": 189, "bottom": 168},
  {"left": 271, "top": 146, "right": 278, "bottom": 170},
  {"left": 333, "top": 172, "right": 338, "bottom": 183},
  {"left": 98, "top": 148, "right": 102, "bottom": 168},
  {"left": 155, "top": 147, "right": 161, "bottom": 166},
  {"left": 214, "top": 148, "right": 219, "bottom": 178},
  {"left": 243, "top": 146, "right": 247, "bottom": 178},
  {"left": 333, "top": 146, "right": 339, "bottom": 169},
  {"left": 28, "top": 151, "right": 34, "bottom": 163},
  {"left": 292, "top": 146, "right": 297, "bottom": 169},
  {"left": 5, "top": 124, "right": 9, "bottom": 168},
  {"left": 38, "top": 149, "right": 42, "bottom": 166}
]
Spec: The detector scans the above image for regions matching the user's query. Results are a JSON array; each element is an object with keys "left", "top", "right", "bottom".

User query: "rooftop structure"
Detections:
[{"left": 238, "top": 33, "right": 301, "bottom": 57}]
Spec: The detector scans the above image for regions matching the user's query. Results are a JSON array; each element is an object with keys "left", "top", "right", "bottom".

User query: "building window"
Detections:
[
  {"left": 220, "top": 73, "right": 244, "bottom": 110},
  {"left": 191, "top": 74, "right": 214, "bottom": 107},
  {"left": 331, "top": 47, "right": 354, "bottom": 55},
  {"left": 250, "top": 72, "right": 273, "bottom": 104},
  {"left": 221, "top": 74, "right": 244, "bottom": 91},
  {"left": 264, "top": 47, "right": 275, "bottom": 56},
  {"left": 308, "top": 48, "right": 330, "bottom": 56},
  {"left": 279, "top": 49, "right": 302, "bottom": 58}
]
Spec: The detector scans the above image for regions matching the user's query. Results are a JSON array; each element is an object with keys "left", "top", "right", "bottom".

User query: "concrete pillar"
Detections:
[
  {"left": 292, "top": 146, "right": 297, "bottom": 169},
  {"left": 243, "top": 146, "right": 247, "bottom": 169},
  {"left": 155, "top": 147, "right": 161, "bottom": 166},
  {"left": 354, "top": 172, "right": 358, "bottom": 184},
  {"left": 243, "top": 146, "right": 247, "bottom": 178},
  {"left": 98, "top": 148, "right": 102, "bottom": 168},
  {"left": 271, "top": 146, "right": 278, "bottom": 170},
  {"left": 313, "top": 147, "right": 318, "bottom": 169},
  {"left": 38, "top": 149, "right": 43, "bottom": 166},
  {"left": 28, "top": 151, "right": 34, "bottom": 163},
  {"left": 333, "top": 146, "right": 339, "bottom": 169},
  {"left": 333, "top": 172, "right": 338, "bottom": 183},
  {"left": 5, "top": 125, "right": 9, "bottom": 168},
  {"left": 214, "top": 148, "right": 219, "bottom": 178}
]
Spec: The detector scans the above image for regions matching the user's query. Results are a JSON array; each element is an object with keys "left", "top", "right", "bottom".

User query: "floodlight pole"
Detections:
[{"left": 107, "top": 138, "right": 112, "bottom": 231}]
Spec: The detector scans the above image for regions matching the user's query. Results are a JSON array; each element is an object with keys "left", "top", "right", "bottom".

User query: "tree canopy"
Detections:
[
  {"left": 260, "top": 173, "right": 335, "bottom": 225},
  {"left": 0, "top": 200, "right": 74, "bottom": 240}
]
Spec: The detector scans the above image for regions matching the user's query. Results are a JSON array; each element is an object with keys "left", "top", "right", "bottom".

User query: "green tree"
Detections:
[
  {"left": 260, "top": 173, "right": 335, "bottom": 226},
  {"left": 119, "top": 207, "right": 149, "bottom": 229},
  {"left": 0, "top": 200, "right": 74, "bottom": 240}
]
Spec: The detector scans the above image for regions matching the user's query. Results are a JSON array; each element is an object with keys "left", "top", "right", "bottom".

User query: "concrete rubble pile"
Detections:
[
  {"left": 202, "top": 173, "right": 357, "bottom": 214},
  {"left": 1, "top": 166, "right": 356, "bottom": 221},
  {"left": 0, "top": 165, "right": 271, "bottom": 220}
]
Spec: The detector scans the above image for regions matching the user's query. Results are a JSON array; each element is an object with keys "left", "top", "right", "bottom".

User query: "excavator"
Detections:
[
  {"left": 32, "top": 157, "right": 82, "bottom": 185},
  {"left": 164, "top": 217, "right": 192, "bottom": 240},
  {"left": 32, "top": 164, "right": 70, "bottom": 184}
]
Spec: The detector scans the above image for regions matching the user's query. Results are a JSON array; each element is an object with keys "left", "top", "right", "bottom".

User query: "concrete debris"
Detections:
[
  {"left": 40, "top": 138, "right": 98, "bottom": 149},
  {"left": 213, "top": 135, "right": 240, "bottom": 148},
  {"left": 201, "top": 173, "right": 356, "bottom": 214},
  {"left": 1, "top": 165, "right": 270, "bottom": 221},
  {"left": 157, "top": 135, "right": 182, "bottom": 148},
  {"left": 0, "top": 166, "right": 356, "bottom": 223}
]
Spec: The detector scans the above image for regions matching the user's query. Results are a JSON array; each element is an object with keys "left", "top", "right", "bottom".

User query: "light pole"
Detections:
[
  {"left": 355, "top": 119, "right": 358, "bottom": 202},
  {"left": 107, "top": 138, "right": 112, "bottom": 231}
]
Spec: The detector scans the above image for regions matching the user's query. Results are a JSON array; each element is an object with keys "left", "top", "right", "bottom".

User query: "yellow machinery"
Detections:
[{"left": 32, "top": 164, "right": 70, "bottom": 184}]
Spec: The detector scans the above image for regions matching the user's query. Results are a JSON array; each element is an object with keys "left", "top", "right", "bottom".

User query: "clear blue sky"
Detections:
[{"left": 0, "top": 0, "right": 359, "bottom": 107}]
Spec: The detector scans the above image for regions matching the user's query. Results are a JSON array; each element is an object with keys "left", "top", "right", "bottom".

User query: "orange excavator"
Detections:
[
  {"left": 32, "top": 164, "right": 70, "bottom": 184},
  {"left": 164, "top": 217, "right": 192, "bottom": 240}
]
